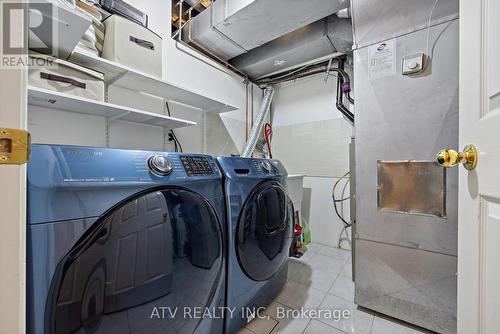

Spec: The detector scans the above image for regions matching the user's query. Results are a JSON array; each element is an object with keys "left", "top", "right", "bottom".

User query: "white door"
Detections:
[{"left": 457, "top": 0, "right": 500, "bottom": 333}]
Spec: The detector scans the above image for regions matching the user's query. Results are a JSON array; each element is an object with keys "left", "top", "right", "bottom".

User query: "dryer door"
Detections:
[
  {"left": 236, "top": 181, "right": 294, "bottom": 281},
  {"left": 45, "top": 188, "right": 224, "bottom": 334}
]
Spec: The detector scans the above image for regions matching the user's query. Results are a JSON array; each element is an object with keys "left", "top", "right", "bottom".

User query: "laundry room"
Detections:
[{"left": 1, "top": 0, "right": 497, "bottom": 333}]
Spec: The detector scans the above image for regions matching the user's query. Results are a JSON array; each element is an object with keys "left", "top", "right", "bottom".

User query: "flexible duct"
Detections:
[{"left": 241, "top": 87, "right": 274, "bottom": 157}]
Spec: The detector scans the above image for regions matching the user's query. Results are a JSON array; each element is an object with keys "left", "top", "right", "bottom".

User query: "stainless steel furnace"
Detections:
[{"left": 352, "top": 0, "right": 459, "bottom": 332}]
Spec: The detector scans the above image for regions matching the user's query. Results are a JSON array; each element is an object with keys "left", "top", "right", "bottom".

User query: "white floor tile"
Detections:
[
  {"left": 288, "top": 260, "right": 338, "bottom": 292},
  {"left": 318, "top": 294, "right": 373, "bottom": 334},
  {"left": 308, "top": 253, "right": 346, "bottom": 275},
  {"left": 317, "top": 246, "right": 351, "bottom": 263},
  {"left": 275, "top": 280, "right": 326, "bottom": 310},
  {"left": 371, "top": 316, "right": 429, "bottom": 334},
  {"left": 294, "top": 245, "right": 319, "bottom": 263},
  {"left": 238, "top": 328, "right": 256, "bottom": 334},
  {"left": 270, "top": 317, "right": 311, "bottom": 334},
  {"left": 339, "top": 261, "right": 352, "bottom": 280},
  {"left": 303, "top": 320, "right": 346, "bottom": 334},
  {"left": 271, "top": 247, "right": 435, "bottom": 334},
  {"left": 246, "top": 316, "right": 278, "bottom": 334},
  {"left": 295, "top": 250, "right": 317, "bottom": 263},
  {"left": 329, "top": 275, "right": 355, "bottom": 301},
  {"left": 305, "top": 242, "right": 323, "bottom": 253},
  {"left": 264, "top": 301, "right": 290, "bottom": 320},
  {"left": 263, "top": 301, "right": 312, "bottom": 334}
]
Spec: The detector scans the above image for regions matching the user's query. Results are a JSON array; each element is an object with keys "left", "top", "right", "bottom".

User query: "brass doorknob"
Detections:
[{"left": 436, "top": 144, "right": 477, "bottom": 170}]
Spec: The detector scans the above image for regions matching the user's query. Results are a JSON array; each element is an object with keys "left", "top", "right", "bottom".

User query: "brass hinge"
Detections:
[{"left": 0, "top": 128, "right": 31, "bottom": 165}]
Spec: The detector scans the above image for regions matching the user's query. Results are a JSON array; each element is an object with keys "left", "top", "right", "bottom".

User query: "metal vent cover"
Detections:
[{"left": 377, "top": 160, "right": 446, "bottom": 218}]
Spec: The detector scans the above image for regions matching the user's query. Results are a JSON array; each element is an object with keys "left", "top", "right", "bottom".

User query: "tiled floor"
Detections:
[{"left": 239, "top": 243, "right": 431, "bottom": 334}]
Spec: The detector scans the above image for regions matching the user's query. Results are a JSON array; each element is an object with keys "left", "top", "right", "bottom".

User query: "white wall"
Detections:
[
  {"left": 29, "top": 0, "right": 260, "bottom": 154},
  {"left": 303, "top": 177, "right": 351, "bottom": 249},
  {"left": 271, "top": 72, "right": 353, "bottom": 249}
]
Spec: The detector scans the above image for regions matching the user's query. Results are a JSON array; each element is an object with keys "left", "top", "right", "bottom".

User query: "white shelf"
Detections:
[
  {"left": 28, "top": 86, "right": 197, "bottom": 129},
  {"left": 69, "top": 47, "right": 238, "bottom": 113}
]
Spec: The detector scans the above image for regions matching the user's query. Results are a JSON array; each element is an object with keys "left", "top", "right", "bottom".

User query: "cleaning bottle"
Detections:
[{"left": 301, "top": 215, "right": 311, "bottom": 245}]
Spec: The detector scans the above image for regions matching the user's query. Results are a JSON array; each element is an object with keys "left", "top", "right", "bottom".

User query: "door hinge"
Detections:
[{"left": 0, "top": 128, "right": 31, "bottom": 165}]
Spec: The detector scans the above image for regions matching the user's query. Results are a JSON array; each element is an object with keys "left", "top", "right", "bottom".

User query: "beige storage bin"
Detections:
[
  {"left": 102, "top": 15, "right": 162, "bottom": 78},
  {"left": 28, "top": 53, "right": 105, "bottom": 101}
]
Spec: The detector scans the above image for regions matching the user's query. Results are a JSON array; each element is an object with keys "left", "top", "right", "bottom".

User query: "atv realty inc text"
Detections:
[{"left": 150, "top": 306, "right": 351, "bottom": 321}]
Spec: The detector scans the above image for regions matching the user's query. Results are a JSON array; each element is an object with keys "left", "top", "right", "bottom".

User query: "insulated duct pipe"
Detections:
[{"left": 241, "top": 86, "right": 275, "bottom": 157}]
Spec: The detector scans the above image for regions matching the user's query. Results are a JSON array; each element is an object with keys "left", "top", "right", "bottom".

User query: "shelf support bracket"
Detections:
[
  {"left": 105, "top": 118, "right": 110, "bottom": 148},
  {"left": 105, "top": 82, "right": 110, "bottom": 147}
]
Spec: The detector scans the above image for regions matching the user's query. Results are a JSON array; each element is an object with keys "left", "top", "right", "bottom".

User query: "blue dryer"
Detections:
[
  {"left": 216, "top": 157, "right": 294, "bottom": 334},
  {"left": 27, "top": 144, "right": 226, "bottom": 334}
]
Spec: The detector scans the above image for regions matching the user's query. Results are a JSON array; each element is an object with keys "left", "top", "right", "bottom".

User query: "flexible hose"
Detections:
[
  {"left": 242, "top": 87, "right": 274, "bottom": 157},
  {"left": 332, "top": 172, "right": 351, "bottom": 228}
]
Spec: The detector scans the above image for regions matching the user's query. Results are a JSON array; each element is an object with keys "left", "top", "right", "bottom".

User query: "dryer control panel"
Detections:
[
  {"left": 180, "top": 155, "right": 214, "bottom": 176},
  {"left": 216, "top": 156, "right": 288, "bottom": 179}
]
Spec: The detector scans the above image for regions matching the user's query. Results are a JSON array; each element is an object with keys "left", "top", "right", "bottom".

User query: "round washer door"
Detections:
[
  {"left": 46, "top": 188, "right": 224, "bottom": 334},
  {"left": 237, "top": 181, "right": 294, "bottom": 281}
]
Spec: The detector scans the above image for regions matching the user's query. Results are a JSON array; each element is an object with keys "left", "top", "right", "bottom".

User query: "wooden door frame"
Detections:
[{"left": 0, "top": 0, "right": 28, "bottom": 331}]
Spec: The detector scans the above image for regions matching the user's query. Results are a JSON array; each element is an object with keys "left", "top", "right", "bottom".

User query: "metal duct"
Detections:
[
  {"left": 229, "top": 16, "right": 353, "bottom": 79},
  {"left": 187, "top": 0, "right": 350, "bottom": 60},
  {"left": 241, "top": 87, "right": 274, "bottom": 157}
]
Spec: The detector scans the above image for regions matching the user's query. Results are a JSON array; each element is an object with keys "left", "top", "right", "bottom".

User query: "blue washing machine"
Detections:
[
  {"left": 27, "top": 144, "right": 226, "bottom": 334},
  {"left": 216, "top": 157, "right": 294, "bottom": 334}
]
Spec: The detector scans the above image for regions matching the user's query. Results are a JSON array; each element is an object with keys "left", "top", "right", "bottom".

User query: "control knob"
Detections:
[
  {"left": 147, "top": 155, "right": 173, "bottom": 176},
  {"left": 260, "top": 160, "right": 273, "bottom": 173}
]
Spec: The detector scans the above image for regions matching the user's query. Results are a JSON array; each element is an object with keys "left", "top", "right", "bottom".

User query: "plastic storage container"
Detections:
[
  {"left": 28, "top": 53, "right": 105, "bottom": 101},
  {"left": 102, "top": 15, "right": 162, "bottom": 78}
]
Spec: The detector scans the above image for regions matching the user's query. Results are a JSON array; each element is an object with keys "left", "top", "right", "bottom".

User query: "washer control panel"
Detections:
[
  {"left": 259, "top": 160, "right": 273, "bottom": 173},
  {"left": 180, "top": 156, "right": 214, "bottom": 176},
  {"left": 147, "top": 155, "right": 173, "bottom": 176}
]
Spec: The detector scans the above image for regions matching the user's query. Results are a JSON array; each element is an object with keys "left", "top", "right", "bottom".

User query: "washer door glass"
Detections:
[
  {"left": 237, "top": 181, "right": 294, "bottom": 281},
  {"left": 46, "top": 189, "right": 223, "bottom": 334}
]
